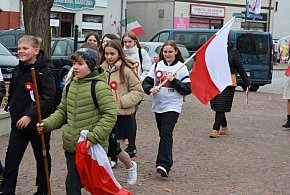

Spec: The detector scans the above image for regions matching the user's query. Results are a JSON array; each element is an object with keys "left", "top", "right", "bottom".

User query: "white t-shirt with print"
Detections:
[{"left": 147, "top": 60, "right": 190, "bottom": 113}]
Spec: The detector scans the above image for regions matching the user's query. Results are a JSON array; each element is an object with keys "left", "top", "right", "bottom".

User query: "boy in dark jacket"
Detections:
[{"left": 1, "top": 35, "right": 55, "bottom": 195}]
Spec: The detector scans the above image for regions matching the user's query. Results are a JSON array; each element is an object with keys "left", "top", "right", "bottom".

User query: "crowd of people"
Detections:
[{"left": 0, "top": 30, "right": 252, "bottom": 194}]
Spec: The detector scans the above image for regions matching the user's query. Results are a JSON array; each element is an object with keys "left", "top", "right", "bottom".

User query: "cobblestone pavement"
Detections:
[{"left": 0, "top": 90, "right": 289, "bottom": 195}]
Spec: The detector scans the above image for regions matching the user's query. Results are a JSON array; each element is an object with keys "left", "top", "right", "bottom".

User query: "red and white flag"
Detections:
[
  {"left": 190, "top": 17, "right": 235, "bottom": 104},
  {"left": 76, "top": 130, "right": 131, "bottom": 195},
  {"left": 120, "top": 16, "right": 145, "bottom": 35}
]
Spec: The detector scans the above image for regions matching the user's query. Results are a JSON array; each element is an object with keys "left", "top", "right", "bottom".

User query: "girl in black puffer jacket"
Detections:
[{"left": 209, "top": 41, "right": 251, "bottom": 138}]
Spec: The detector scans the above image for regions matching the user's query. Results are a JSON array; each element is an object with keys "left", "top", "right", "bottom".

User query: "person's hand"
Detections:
[
  {"left": 166, "top": 73, "right": 174, "bottom": 82},
  {"left": 86, "top": 139, "right": 94, "bottom": 148},
  {"left": 36, "top": 123, "right": 44, "bottom": 134},
  {"left": 150, "top": 87, "right": 160, "bottom": 94},
  {"left": 16, "top": 116, "right": 32, "bottom": 129}
]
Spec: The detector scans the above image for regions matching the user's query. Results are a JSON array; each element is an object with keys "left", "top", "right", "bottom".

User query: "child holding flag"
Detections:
[
  {"left": 142, "top": 40, "right": 191, "bottom": 177},
  {"left": 37, "top": 48, "right": 118, "bottom": 194}
]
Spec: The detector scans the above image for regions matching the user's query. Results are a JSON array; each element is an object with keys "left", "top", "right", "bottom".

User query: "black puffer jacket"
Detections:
[
  {"left": 210, "top": 42, "right": 250, "bottom": 112},
  {"left": 7, "top": 50, "right": 56, "bottom": 131}
]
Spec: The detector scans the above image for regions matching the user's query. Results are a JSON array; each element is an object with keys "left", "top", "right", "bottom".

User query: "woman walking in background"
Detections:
[
  {"left": 121, "top": 31, "right": 152, "bottom": 157},
  {"left": 142, "top": 40, "right": 191, "bottom": 177},
  {"left": 209, "top": 41, "right": 250, "bottom": 138}
]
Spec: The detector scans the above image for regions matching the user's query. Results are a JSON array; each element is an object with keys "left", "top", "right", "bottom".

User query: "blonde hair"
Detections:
[{"left": 18, "top": 35, "right": 42, "bottom": 48}]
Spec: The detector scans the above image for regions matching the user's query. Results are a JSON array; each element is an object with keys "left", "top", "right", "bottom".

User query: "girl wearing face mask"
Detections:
[
  {"left": 142, "top": 40, "right": 191, "bottom": 178},
  {"left": 101, "top": 39, "right": 145, "bottom": 185},
  {"left": 121, "top": 31, "right": 152, "bottom": 158}
]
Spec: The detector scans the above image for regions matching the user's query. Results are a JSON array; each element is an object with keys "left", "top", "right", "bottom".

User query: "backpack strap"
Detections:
[
  {"left": 138, "top": 47, "right": 143, "bottom": 73},
  {"left": 91, "top": 80, "right": 99, "bottom": 109},
  {"left": 66, "top": 80, "right": 99, "bottom": 109}
]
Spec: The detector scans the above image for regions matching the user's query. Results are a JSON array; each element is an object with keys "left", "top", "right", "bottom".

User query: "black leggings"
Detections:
[{"left": 213, "top": 112, "right": 227, "bottom": 130}]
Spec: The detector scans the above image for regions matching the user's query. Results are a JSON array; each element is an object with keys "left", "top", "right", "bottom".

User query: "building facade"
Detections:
[
  {"left": 127, "top": 0, "right": 275, "bottom": 41},
  {"left": 0, "top": 0, "right": 126, "bottom": 38},
  {"left": 272, "top": 0, "right": 290, "bottom": 40}
]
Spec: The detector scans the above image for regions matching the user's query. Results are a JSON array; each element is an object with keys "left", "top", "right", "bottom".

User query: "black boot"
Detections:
[{"left": 282, "top": 115, "right": 290, "bottom": 128}]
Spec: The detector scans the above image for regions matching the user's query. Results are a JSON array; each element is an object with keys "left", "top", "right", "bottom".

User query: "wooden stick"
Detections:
[{"left": 31, "top": 66, "right": 52, "bottom": 195}]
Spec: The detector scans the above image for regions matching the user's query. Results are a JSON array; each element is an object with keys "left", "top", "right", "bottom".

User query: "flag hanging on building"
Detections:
[
  {"left": 249, "top": 0, "right": 262, "bottom": 14},
  {"left": 120, "top": 16, "right": 145, "bottom": 35},
  {"left": 190, "top": 17, "right": 235, "bottom": 104}
]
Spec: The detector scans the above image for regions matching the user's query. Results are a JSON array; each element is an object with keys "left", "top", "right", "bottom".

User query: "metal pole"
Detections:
[
  {"left": 268, "top": 0, "right": 272, "bottom": 32},
  {"left": 125, "top": 8, "right": 127, "bottom": 32},
  {"left": 245, "top": 0, "right": 248, "bottom": 30},
  {"left": 74, "top": 25, "right": 79, "bottom": 52}
]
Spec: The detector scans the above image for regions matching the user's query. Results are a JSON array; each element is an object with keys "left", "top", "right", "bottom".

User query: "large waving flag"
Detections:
[
  {"left": 76, "top": 130, "right": 132, "bottom": 195},
  {"left": 120, "top": 16, "right": 145, "bottom": 35},
  {"left": 190, "top": 17, "right": 235, "bottom": 104}
]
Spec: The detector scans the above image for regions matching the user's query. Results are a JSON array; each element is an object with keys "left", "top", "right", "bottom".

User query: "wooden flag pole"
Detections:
[{"left": 30, "top": 66, "right": 52, "bottom": 195}]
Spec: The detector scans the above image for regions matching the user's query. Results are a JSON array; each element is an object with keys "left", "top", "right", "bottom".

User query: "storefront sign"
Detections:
[
  {"left": 174, "top": 17, "right": 189, "bottom": 29},
  {"left": 53, "top": 0, "right": 107, "bottom": 10},
  {"left": 82, "top": 22, "right": 102, "bottom": 30},
  {"left": 233, "top": 12, "right": 266, "bottom": 21},
  {"left": 50, "top": 19, "right": 60, "bottom": 27},
  {"left": 190, "top": 4, "right": 225, "bottom": 18}
]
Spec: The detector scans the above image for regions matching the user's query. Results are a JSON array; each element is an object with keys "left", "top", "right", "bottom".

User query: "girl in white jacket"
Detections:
[{"left": 121, "top": 31, "right": 152, "bottom": 157}]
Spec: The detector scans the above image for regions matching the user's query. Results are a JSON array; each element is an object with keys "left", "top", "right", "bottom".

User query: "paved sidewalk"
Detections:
[{"left": 0, "top": 91, "right": 289, "bottom": 194}]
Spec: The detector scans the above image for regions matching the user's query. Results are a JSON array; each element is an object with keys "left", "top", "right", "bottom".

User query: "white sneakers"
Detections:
[{"left": 126, "top": 161, "right": 137, "bottom": 185}]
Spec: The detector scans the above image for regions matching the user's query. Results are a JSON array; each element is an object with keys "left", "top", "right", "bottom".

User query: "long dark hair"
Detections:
[
  {"left": 159, "top": 40, "right": 184, "bottom": 63},
  {"left": 99, "top": 34, "right": 119, "bottom": 64},
  {"left": 104, "top": 40, "right": 137, "bottom": 83},
  {"left": 85, "top": 32, "right": 101, "bottom": 47}
]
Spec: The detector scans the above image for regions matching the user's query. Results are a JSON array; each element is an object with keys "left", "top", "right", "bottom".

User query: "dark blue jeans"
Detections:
[
  {"left": 65, "top": 152, "right": 82, "bottom": 195},
  {"left": 2, "top": 129, "right": 51, "bottom": 194},
  {"left": 155, "top": 111, "right": 179, "bottom": 173}
]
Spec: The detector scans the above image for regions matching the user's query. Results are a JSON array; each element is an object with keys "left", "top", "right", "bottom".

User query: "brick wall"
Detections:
[{"left": 0, "top": 11, "right": 20, "bottom": 30}]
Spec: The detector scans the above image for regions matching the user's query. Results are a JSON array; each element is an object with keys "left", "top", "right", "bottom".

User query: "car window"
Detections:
[
  {"left": 0, "top": 34, "right": 16, "bottom": 48},
  {"left": 142, "top": 45, "right": 150, "bottom": 53},
  {"left": 0, "top": 43, "right": 13, "bottom": 55},
  {"left": 237, "top": 34, "right": 269, "bottom": 55},
  {"left": 178, "top": 46, "right": 189, "bottom": 58},
  {"left": 155, "top": 46, "right": 162, "bottom": 55},
  {"left": 173, "top": 32, "right": 215, "bottom": 51},
  {"left": 51, "top": 40, "right": 55, "bottom": 50},
  {"left": 158, "top": 32, "right": 170, "bottom": 42},
  {"left": 52, "top": 40, "right": 68, "bottom": 56}
]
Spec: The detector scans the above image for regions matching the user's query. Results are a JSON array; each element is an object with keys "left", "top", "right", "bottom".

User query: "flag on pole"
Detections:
[
  {"left": 249, "top": 0, "right": 262, "bottom": 14},
  {"left": 113, "top": 19, "right": 121, "bottom": 36},
  {"left": 76, "top": 130, "right": 132, "bottom": 195},
  {"left": 190, "top": 17, "right": 236, "bottom": 104},
  {"left": 120, "top": 16, "right": 145, "bottom": 35}
]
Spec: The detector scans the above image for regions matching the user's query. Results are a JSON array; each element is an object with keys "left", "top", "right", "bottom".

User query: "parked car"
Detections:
[
  {"left": 51, "top": 37, "right": 84, "bottom": 82},
  {"left": 140, "top": 42, "right": 194, "bottom": 72},
  {"left": 0, "top": 28, "right": 85, "bottom": 82},
  {"left": 0, "top": 28, "right": 25, "bottom": 53},
  {"left": 0, "top": 42, "right": 19, "bottom": 82}
]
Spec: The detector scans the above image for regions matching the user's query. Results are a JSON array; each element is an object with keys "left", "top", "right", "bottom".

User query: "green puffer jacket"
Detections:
[{"left": 43, "top": 71, "right": 117, "bottom": 153}]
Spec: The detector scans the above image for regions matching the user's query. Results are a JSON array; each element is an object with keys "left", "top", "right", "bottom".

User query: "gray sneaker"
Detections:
[{"left": 126, "top": 161, "right": 137, "bottom": 185}]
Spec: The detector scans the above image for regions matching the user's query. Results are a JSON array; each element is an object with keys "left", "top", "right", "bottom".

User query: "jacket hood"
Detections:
[
  {"left": 73, "top": 69, "right": 107, "bottom": 83},
  {"left": 19, "top": 50, "right": 54, "bottom": 70}
]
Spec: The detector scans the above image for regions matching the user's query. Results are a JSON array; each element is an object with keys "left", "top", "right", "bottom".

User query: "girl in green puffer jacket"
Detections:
[{"left": 37, "top": 48, "right": 117, "bottom": 194}]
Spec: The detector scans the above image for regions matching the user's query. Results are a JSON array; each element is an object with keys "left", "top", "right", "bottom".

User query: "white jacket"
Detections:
[{"left": 124, "top": 45, "right": 152, "bottom": 81}]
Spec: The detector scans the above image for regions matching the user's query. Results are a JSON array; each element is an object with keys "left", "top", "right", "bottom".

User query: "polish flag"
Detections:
[
  {"left": 120, "top": 16, "right": 145, "bottom": 35},
  {"left": 76, "top": 130, "right": 132, "bottom": 195},
  {"left": 190, "top": 17, "right": 235, "bottom": 104}
]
